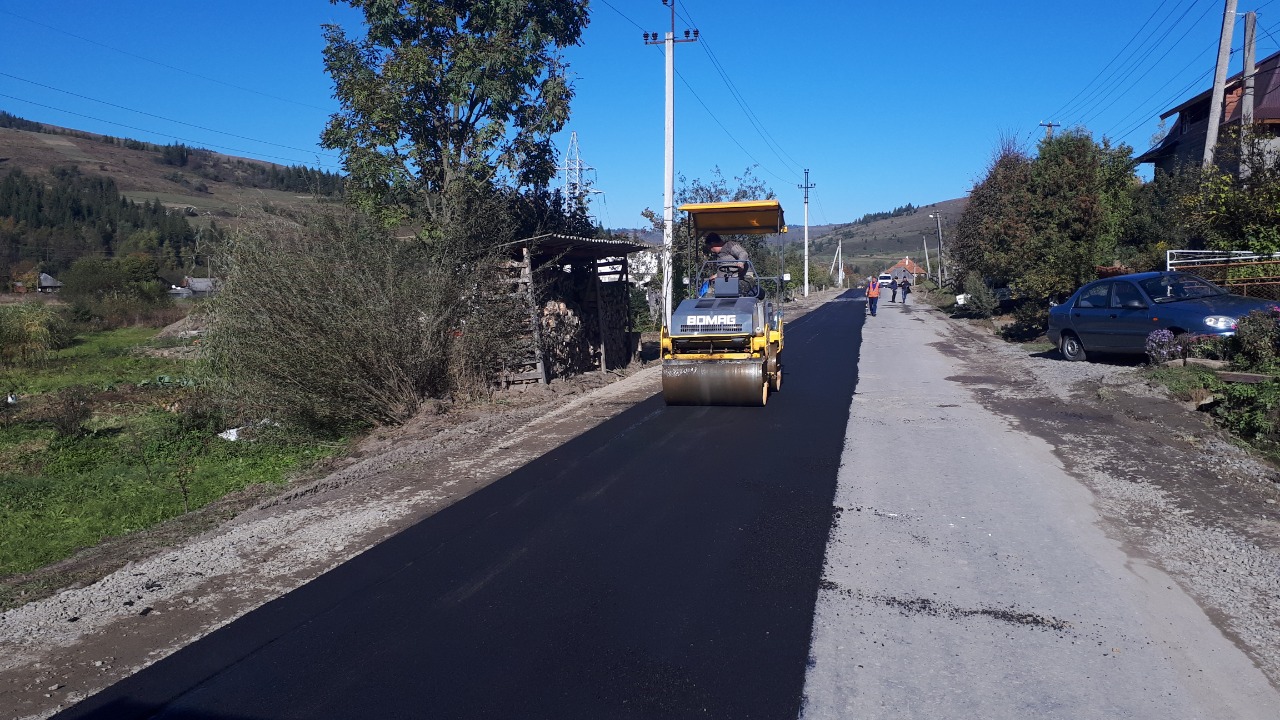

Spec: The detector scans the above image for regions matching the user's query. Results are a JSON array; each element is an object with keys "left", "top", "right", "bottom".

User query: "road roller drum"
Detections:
[{"left": 662, "top": 359, "right": 768, "bottom": 406}]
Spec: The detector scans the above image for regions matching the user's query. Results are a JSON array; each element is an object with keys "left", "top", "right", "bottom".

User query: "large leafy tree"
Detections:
[
  {"left": 954, "top": 130, "right": 1136, "bottom": 299},
  {"left": 951, "top": 136, "right": 1034, "bottom": 288},
  {"left": 1021, "top": 130, "right": 1133, "bottom": 297},
  {"left": 321, "top": 0, "right": 590, "bottom": 230}
]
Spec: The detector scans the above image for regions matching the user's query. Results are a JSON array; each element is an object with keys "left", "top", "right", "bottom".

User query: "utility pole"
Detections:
[
  {"left": 929, "top": 212, "right": 946, "bottom": 285},
  {"left": 798, "top": 169, "right": 814, "bottom": 297},
  {"left": 838, "top": 240, "right": 844, "bottom": 288},
  {"left": 1204, "top": 0, "right": 1239, "bottom": 168},
  {"left": 1039, "top": 121, "right": 1060, "bottom": 140},
  {"left": 828, "top": 240, "right": 844, "bottom": 289},
  {"left": 1242, "top": 10, "right": 1257, "bottom": 177},
  {"left": 644, "top": 2, "right": 697, "bottom": 329},
  {"left": 921, "top": 235, "right": 932, "bottom": 281}
]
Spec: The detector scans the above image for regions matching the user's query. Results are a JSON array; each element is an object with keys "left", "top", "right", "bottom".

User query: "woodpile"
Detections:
[{"left": 540, "top": 298, "right": 594, "bottom": 377}]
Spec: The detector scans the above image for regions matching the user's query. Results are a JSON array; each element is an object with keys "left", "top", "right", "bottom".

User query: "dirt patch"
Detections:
[{"left": 0, "top": 290, "right": 843, "bottom": 719}]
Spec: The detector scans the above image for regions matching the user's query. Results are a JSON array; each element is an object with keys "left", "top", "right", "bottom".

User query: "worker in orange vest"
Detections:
[{"left": 866, "top": 276, "right": 881, "bottom": 317}]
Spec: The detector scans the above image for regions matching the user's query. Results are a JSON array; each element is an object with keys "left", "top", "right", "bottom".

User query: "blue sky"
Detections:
[{"left": 2, "top": 1, "right": 1278, "bottom": 229}]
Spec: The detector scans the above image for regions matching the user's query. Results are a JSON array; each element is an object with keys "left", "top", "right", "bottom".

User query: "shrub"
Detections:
[
  {"left": 202, "top": 211, "right": 523, "bottom": 429},
  {"left": 961, "top": 272, "right": 997, "bottom": 318},
  {"left": 0, "top": 304, "right": 72, "bottom": 367},
  {"left": 1227, "top": 309, "right": 1280, "bottom": 373},
  {"left": 43, "top": 385, "right": 93, "bottom": 438},
  {"left": 1214, "top": 380, "right": 1280, "bottom": 445}
]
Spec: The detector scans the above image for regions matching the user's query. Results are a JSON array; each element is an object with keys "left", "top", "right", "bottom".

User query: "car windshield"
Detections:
[{"left": 1138, "top": 274, "right": 1226, "bottom": 304}]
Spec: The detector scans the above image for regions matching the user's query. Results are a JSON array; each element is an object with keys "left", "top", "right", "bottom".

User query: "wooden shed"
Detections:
[{"left": 501, "top": 233, "right": 656, "bottom": 386}]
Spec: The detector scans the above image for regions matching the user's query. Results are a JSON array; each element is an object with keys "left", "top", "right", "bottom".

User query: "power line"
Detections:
[
  {"left": 1046, "top": 0, "right": 1170, "bottom": 121},
  {"left": 1059, "top": 0, "right": 1203, "bottom": 122},
  {"left": 675, "top": 4, "right": 805, "bottom": 178},
  {"left": 1104, "top": 48, "right": 1217, "bottom": 141},
  {"left": 1079, "top": 3, "right": 1218, "bottom": 128},
  {"left": 600, "top": 1, "right": 801, "bottom": 186},
  {"left": 672, "top": 69, "right": 793, "bottom": 185},
  {"left": 0, "top": 93, "right": 341, "bottom": 170},
  {"left": 1112, "top": 64, "right": 1216, "bottom": 145},
  {"left": 0, "top": 9, "right": 331, "bottom": 112},
  {"left": 0, "top": 72, "right": 338, "bottom": 158},
  {"left": 596, "top": 0, "right": 647, "bottom": 32},
  {"left": 1067, "top": 0, "right": 1208, "bottom": 125}
]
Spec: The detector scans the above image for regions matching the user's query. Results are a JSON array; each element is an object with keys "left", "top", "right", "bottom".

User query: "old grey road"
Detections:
[{"left": 802, "top": 294, "right": 1277, "bottom": 719}]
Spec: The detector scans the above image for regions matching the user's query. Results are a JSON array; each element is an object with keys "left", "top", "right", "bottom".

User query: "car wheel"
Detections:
[{"left": 1060, "top": 332, "right": 1087, "bottom": 362}]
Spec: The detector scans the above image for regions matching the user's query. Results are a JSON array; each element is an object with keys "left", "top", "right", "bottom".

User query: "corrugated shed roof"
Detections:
[{"left": 511, "top": 233, "right": 657, "bottom": 262}]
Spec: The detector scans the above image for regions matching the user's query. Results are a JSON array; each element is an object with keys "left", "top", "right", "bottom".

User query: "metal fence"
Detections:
[{"left": 1166, "top": 250, "right": 1280, "bottom": 302}]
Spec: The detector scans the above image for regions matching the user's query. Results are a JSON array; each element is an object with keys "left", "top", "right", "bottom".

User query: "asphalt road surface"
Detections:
[
  {"left": 52, "top": 293, "right": 863, "bottom": 719},
  {"left": 50, "top": 291, "right": 1279, "bottom": 719}
]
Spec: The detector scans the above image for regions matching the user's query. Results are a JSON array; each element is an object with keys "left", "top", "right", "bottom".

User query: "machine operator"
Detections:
[{"left": 704, "top": 232, "right": 760, "bottom": 297}]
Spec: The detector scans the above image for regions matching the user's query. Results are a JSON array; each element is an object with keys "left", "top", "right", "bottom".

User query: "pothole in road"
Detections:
[
  {"left": 818, "top": 580, "right": 1073, "bottom": 633},
  {"left": 873, "top": 595, "right": 1073, "bottom": 632}
]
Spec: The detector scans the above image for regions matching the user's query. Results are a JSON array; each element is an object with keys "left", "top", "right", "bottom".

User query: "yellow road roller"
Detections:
[{"left": 661, "top": 200, "right": 787, "bottom": 406}]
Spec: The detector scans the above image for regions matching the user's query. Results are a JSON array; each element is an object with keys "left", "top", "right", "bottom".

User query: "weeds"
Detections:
[{"left": 0, "top": 327, "right": 340, "bottom": 579}]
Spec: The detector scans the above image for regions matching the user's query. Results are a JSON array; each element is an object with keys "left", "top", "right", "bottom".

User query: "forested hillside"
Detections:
[
  {"left": 0, "top": 166, "right": 206, "bottom": 281},
  {"left": 0, "top": 111, "right": 346, "bottom": 287}
]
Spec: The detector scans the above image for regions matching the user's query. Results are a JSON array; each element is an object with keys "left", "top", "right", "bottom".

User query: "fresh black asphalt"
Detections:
[{"left": 54, "top": 291, "right": 865, "bottom": 720}]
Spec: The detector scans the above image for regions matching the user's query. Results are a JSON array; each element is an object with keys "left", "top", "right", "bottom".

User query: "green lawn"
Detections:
[{"left": 0, "top": 328, "right": 340, "bottom": 579}]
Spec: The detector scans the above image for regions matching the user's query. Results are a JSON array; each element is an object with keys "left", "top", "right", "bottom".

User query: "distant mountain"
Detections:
[
  {"left": 812, "top": 196, "right": 969, "bottom": 259},
  {"left": 612, "top": 197, "right": 969, "bottom": 263},
  {"left": 0, "top": 112, "right": 344, "bottom": 282},
  {"left": 0, "top": 114, "right": 342, "bottom": 224}
]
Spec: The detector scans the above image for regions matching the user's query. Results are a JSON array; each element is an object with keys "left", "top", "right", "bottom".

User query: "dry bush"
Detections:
[
  {"left": 42, "top": 385, "right": 93, "bottom": 438},
  {"left": 0, "top": 303, "right": 71, "bottom": 367},
  {"left": 202, "top": 211, "right": 522, "bottom": 428}
]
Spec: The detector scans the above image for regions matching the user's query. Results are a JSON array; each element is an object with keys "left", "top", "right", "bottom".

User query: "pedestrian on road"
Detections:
[
  {"left": 889, "top": 277, "right": 899, "bottom": 302},
  {"left": 866, "top": 276, "right": 881, "bottom": 316},
  {"left": 900, "top": 277, "right": 912, "bottom": 305}
]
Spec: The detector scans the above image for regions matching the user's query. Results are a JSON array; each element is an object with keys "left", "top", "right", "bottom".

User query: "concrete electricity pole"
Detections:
[
  {"left": 929, "top": 212, "right": 946, "bottom": 285},
  {"left": 798, "top": 169, "right": 814, "bottom": 297},
  {"left": 1204, "top": 0, "right": 1239, "bottom": 168},
  {"left": 644, "top": 2, "right": 697, "bottom": 329},
  {"left": 1243, "top": 10, "right": 1257, "bottom": 176}
]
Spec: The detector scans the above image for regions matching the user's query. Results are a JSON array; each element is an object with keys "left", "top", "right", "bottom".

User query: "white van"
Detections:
[{"left": 877, "top": 273, "right": 893, "bottom": 285}]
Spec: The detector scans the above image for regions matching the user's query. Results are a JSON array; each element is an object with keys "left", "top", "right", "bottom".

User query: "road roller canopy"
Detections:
[{"left": 679, "top": 200, "right": 787, "bottom": 236}]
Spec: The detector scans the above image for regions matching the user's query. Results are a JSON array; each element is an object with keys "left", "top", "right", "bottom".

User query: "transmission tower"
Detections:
[{"left": 558, "top": 131, "right": 602, "bottom": 215}]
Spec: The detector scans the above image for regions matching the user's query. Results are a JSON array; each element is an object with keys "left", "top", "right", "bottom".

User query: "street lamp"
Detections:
[{"left": 928, "top": 212, "right": 946, "bottom": 285}]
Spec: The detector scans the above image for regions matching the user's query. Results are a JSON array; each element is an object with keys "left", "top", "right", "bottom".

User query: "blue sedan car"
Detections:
[{"left": 1047, "top": 271, "right": 1276, "bottom": 361}]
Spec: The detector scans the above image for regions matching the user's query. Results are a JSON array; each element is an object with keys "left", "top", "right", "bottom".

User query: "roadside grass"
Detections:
[
  {"left": 1144, "top": 364, "right": 1223, "bottom": 402},
  {"left": 1144, "top": 363, "right": 1280, "bottom": 462},
  {"left": 0, "top": 327, "right": 343, "bottom": 582},
  {"left": 4, "top": 327, "right": 186, "bottom": 395}
]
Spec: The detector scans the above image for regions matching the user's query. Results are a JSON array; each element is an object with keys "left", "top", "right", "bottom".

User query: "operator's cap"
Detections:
[{"left": 703, "top": 232, "right": 723, "bottom": 246}]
